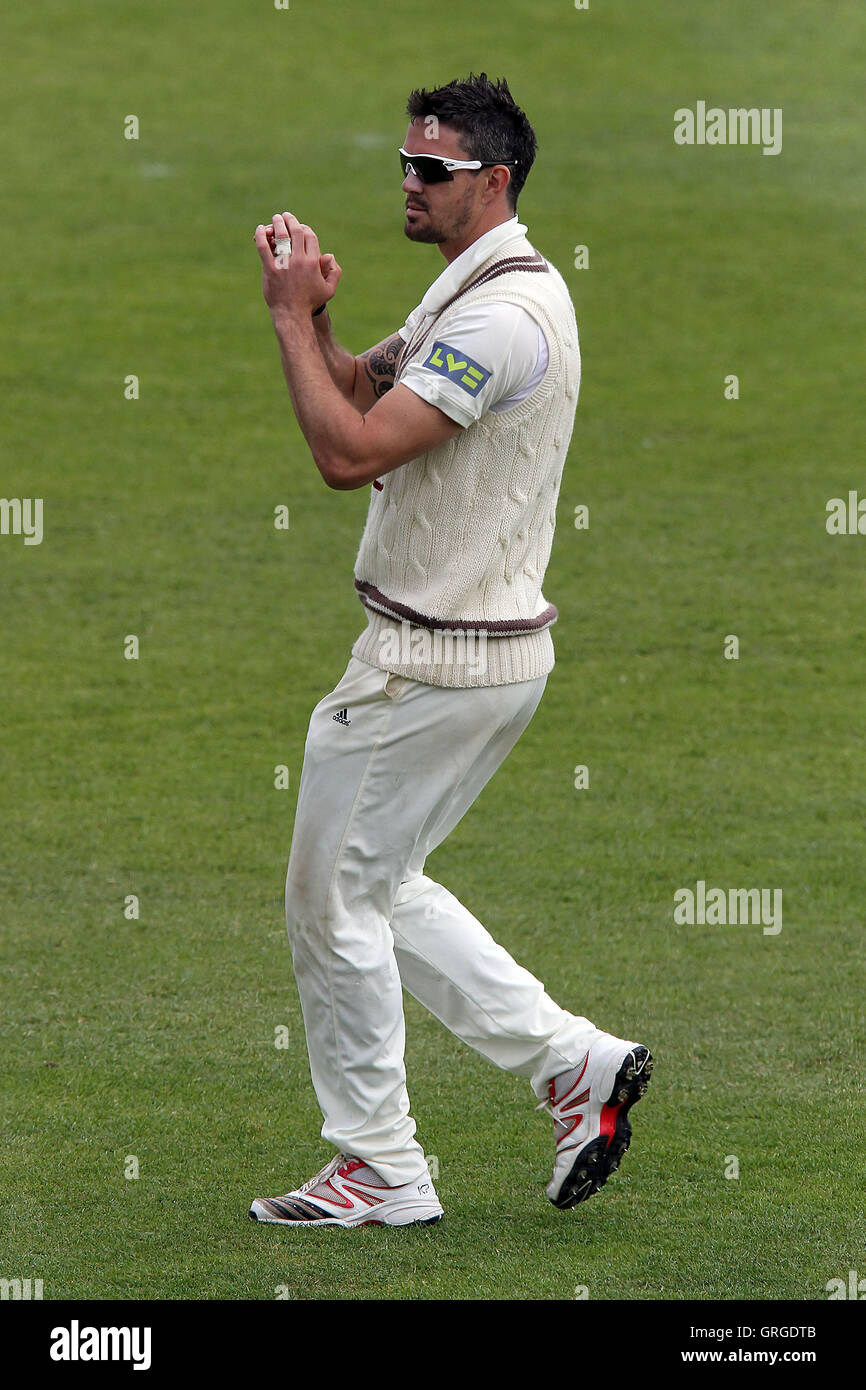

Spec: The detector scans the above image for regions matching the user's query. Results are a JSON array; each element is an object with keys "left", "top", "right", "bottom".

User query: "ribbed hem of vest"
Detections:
[{"left": 350, "top": 610, "right": 555, "bottom": 689}]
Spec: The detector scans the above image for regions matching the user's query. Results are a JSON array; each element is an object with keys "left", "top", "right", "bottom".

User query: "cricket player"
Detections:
[{"left": 250, "top": 73, "right": 652, "bottom": 1228}]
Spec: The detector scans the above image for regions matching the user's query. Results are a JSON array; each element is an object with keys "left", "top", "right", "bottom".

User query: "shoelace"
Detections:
[
  {"left": 536, "top": 1054, "right": 593, "bottom": 1122},
  {"left": 535, "top": 1078, "right": 559, "bottom": 1118},
  {"left": 295, "top": 1153, "right": 346, "bottom": 1195}
]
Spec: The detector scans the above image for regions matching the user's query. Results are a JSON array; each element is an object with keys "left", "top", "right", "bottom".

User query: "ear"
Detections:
[{"left": 482, "top": 164, "right": 512, "bottom": 203}]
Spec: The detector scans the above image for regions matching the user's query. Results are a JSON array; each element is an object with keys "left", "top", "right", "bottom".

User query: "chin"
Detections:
[{"left": 404, "top": 221, "right": 440, "bottom": 244}]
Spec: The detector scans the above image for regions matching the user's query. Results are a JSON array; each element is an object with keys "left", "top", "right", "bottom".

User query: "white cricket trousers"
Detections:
[{"left": 284, "top": 655, "right": 604, "bottom": 1186}]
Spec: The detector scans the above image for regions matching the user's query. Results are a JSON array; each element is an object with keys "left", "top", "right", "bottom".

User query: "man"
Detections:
[{"left": 250, "top": 73, "right": 652, "bottom": 1229}]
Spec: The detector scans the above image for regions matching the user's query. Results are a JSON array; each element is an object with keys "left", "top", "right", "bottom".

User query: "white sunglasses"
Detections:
[{"left": 399, "top": 146, "right": 518, "bottom": 184}]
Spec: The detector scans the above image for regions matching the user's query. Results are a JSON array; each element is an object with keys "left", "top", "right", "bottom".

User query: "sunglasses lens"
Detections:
[{"left": 400, "top": 153, "right": 452, "bottom": 183}]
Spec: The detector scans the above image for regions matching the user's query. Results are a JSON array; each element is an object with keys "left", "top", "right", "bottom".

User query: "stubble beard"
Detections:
[{"left": 403, "top": 185, "right": 476, "bottom": 245}]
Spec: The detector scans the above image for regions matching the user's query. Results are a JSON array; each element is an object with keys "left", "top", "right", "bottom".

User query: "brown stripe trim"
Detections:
[
  {"left": 440, "top": 251, "right": 549, "bottom": 316},
  {"left": 355, "top": 579, "right": 558, "bottom": 635}
]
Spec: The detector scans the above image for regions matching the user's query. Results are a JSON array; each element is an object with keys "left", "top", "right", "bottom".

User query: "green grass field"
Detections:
[{"left": 1, "top": 0, "right": 864, "bottom": 1301}]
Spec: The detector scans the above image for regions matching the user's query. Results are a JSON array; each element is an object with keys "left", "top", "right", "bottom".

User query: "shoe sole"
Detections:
[
  {"left": 552, "top": 1045, "right": 653, "bottom": 1210},
  {"left": 248, "top": 1207, "right": 443, "bottom": 1229}
]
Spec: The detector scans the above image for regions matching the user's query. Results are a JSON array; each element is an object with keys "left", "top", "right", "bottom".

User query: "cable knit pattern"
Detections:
[{"left": 352, "top": 234, "right": 580, "bottom": 688}]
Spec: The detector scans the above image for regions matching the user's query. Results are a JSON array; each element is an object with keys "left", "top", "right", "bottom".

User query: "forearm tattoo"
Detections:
[{"left": 362, "top": 334, "right": 403, "bottom": 398}]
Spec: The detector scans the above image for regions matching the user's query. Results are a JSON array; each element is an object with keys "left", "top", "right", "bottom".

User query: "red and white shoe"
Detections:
[
  {"left": 539, "top": 1034, "right": 653, "bottom": 1209},
  {"left": 249, "top": 1153, "right": 443, "bottom": 1228}
]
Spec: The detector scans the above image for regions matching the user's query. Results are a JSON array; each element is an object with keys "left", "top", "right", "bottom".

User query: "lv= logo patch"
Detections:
[{"left": 423, "top": 341, "right": 492, "bottom": 394}]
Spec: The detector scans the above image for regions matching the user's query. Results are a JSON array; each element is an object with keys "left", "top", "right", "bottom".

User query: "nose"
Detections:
[{"left": 402, "top": 168, "right": 424, "bottom": 196}]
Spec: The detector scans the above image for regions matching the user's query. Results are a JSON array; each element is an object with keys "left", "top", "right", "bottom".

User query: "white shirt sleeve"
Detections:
[{"left": 397, "top": 301, "right": 547, "bottom": 428}]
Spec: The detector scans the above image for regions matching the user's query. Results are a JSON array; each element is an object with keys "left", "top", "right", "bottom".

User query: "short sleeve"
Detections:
[{"left": 397, "top": 301, "right": 541, "bottom": 427}]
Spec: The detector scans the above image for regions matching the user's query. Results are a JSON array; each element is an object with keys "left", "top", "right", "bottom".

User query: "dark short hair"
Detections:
[{"left": 406, "top": 72, "right": 537, "bottom": 212}]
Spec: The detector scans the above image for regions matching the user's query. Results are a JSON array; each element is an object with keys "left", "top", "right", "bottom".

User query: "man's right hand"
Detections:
[
  {"left": 262, "top": 227, "right": 400, "bottom": 414},
  {"left": 262, "top": 224, "right": 342, "bottom": 309}
]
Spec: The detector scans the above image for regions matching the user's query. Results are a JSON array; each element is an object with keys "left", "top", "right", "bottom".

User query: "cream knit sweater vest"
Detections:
[{"left": 351, "top": 233, "right": 580, "bottom": 687}]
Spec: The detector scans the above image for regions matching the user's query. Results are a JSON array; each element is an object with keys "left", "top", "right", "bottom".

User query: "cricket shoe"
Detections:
[
  {"left": 248, "top": 1153, "right": 443, "bottom": 1228},
  {"left": 539, "top": 1035, "right": 653, "bottom": 1209}
]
